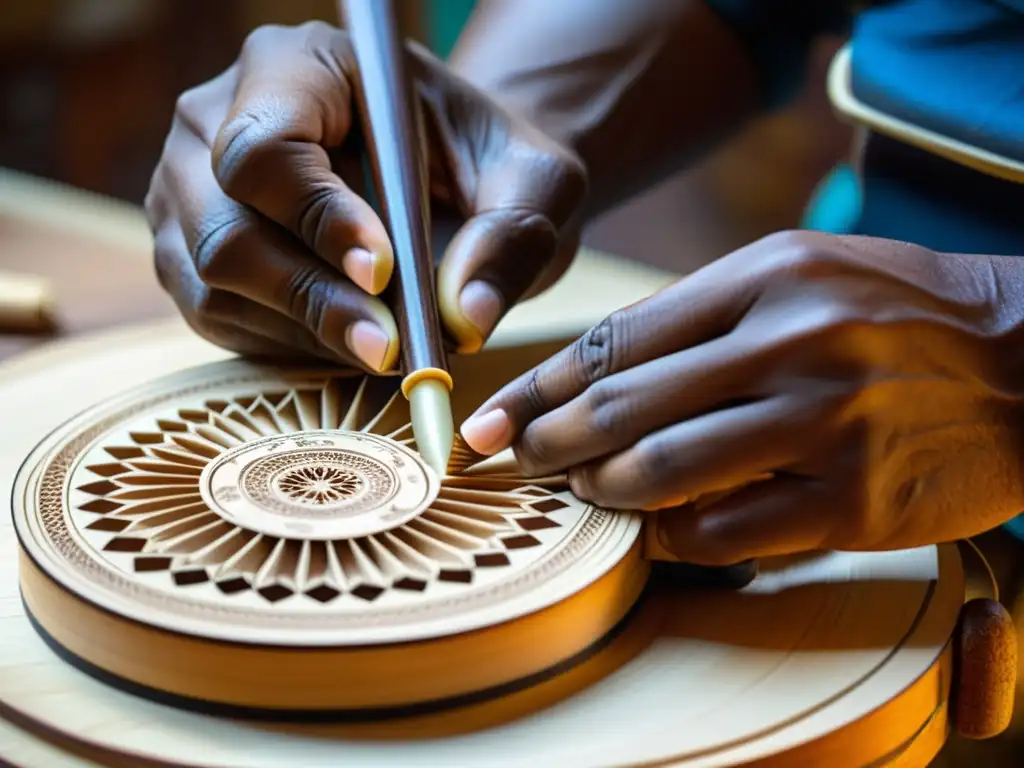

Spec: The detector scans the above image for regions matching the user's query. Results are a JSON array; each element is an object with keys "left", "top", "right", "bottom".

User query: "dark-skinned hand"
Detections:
[
  {"left": 145, "top": 22, "right": 586, "bottom": 372},
  {"left": 461, "top": 231, "right": 1024, "bottom": 564}
]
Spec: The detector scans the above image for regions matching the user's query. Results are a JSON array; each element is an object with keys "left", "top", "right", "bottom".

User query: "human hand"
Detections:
[
  {"left": 460, "top": 231, "right": 1024, "bottom": 564},
  {"left": 145, "top": 22, "right": 586, "bottom": 371}
]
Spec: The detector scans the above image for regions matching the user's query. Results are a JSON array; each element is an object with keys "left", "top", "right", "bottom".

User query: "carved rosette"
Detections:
[{"left": 14, "top": 363, "right": 640, "bottom": 646}]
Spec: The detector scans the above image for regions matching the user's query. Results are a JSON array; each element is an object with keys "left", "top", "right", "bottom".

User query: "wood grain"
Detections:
[
  {"left": 0, "top": 169, "right": 175, "bottom": 362},
  {"left": 3, "top": 171, "right": 1009, "bottom": 766},
  {"left": 0, "top": 321, "right": 966, "bottom": 767}
]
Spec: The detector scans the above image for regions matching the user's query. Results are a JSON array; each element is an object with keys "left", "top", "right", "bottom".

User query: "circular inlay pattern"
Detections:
[
  {"left": 200, "top": 431, "right": 435, "bottom": 540},
  {"left": 12, "top": 362, "right": 642, "bottom": 646},
  {"left": 275, "top": 465, "right": 363, "bottom": 505}
]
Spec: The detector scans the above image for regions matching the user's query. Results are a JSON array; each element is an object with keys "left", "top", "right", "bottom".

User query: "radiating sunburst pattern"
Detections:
[
  {"left": 276, "top": 466, "right": 363, "bottom": 505},
  {"left": 70, "top": 375, "right": 573, "bottom": 606}
]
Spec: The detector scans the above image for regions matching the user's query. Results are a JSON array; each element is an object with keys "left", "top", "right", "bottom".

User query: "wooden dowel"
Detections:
[{"left": 0, "top": 271, "right": 56, "bottom": 334}]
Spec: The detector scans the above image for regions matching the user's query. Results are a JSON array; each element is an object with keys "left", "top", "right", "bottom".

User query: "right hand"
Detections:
[{"left": 145, "top": 22, "right": 587, "bottom": 373}]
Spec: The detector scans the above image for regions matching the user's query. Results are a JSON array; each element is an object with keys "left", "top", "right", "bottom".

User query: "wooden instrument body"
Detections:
[{"left": 0, "top": 314, "right": 1004, "bottom": 767}]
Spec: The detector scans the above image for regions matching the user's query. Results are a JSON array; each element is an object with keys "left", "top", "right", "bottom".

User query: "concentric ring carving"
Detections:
[
  {"left": 276, "top": 464, "right": 366, "bottom": 505},
  {"left": 246, "top": 450, "right": 392, "bottom": 514},
  {"left": 13, "top": 363, "right": 641, "bottom": 645}
]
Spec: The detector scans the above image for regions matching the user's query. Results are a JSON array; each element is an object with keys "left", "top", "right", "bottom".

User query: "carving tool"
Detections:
[{"left": 341, "top": 0, "right": 454, "bottom": 476}]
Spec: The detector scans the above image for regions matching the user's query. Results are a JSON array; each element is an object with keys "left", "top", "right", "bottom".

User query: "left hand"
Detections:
[{"left": 459, "top": 231, "right": 1024, "bottom": 564}]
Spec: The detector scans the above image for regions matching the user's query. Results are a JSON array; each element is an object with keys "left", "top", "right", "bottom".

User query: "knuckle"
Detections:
[
  {"left": 214, "top": 111, "right": 274, "bottom": 198},
  {"left": 554, "top": 151, "right": 589, "bottom": 204},
  {"left": 296, "top": 184, "right": 338, "bottom": 253},
  {"left": 172, "top": 86, "right": 202, "bottom": 123},
  {"left": 574, "top": 315, "right": 618, "bottom": 386},
  {"left": 520, "top": 367, "right": 554, "bottom": 415},
  {"left": 758, "top": 229, "right": 807, "bottom": 253},
  {"left": 295, "top": 19, "right": 337, "bottom": 39},
  {"left": 633, "top": 436, "right": 678, "bottom": 490},
  {"left": 283, "top": 266, "right": 332, "bottom": 334},
  {"left": 502, "top": 206, "right": 557, "bottom": 239},
  {"left": 544, "top": 148, "right": 588, "bottom": 197},
  {"left": 582, "top": 380, "right": 627, "bottom": 436},
  {"left": 241, "top": 23, "right": 290, "bottom": 54},
  {"left": 516, "top": 426, "right": 555, "bottom": 473},
  {"left": 191, "top": 212, "right": 251, "bottom": 284},
  {"left": 241, "top": 22, "right": 348, "bottom": 75},
  {"left": 761, "top": 230, "right": 845, "bottom": 281},
  {"left": 532, "top": 148, "right": 589, "bottom": 225}
]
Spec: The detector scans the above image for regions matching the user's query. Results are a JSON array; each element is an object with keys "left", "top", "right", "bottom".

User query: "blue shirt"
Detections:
[{"left": 706, "top": 0, "right": 1024, "bottom": 161}]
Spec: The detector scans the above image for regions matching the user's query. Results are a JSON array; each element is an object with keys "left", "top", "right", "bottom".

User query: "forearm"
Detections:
[
  {"left": 449, "top": 0, "right": 852, "bottom": 219},
  {"left": 449, "top": 0, "right": 756, "bottom": 217}
]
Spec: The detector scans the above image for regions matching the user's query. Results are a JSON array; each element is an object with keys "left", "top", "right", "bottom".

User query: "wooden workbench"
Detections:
[{"left": 0, "top": 168, "right": 1021, "bottom": 767}]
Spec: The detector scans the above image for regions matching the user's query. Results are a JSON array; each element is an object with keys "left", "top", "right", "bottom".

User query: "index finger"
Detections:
[
  {"left": 211, "top": 22, "right": 394, "bottom": 295},
  {"left": 457, "top": 237, "right": 780, "bottom": 457}
]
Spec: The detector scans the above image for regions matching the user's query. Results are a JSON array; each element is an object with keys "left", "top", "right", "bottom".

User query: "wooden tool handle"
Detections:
[
  {"left": 954, "top": 597, "right": 1016, "bottom": 739},
  {"left": 0, "top": 270, "right": 56, "bottom": 334},
  {"left": 342, "top": 0, "right": 447, "bottom": 377}
]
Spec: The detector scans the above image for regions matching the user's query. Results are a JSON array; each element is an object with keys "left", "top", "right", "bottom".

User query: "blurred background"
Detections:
[
  {"left": 0, "top": 3, "right": 1022, "bottom": 766},
  {"left": 0, "top": 0, "right": 858, "bottom": 275}
]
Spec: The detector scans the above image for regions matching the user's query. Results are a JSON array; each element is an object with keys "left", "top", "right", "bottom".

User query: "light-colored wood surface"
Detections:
[
  {"left": 0, "top": 270, "right": 55, "bottom": 333},
  {"left": 0, "top": 170, "right": 1016, "bottom": 765},
  {"left": 0, "top": 167, "right": 176, "bottom": 361},
  {"left": 13, "top": 353, "right": 646, "bottom": 712},
  {"left": 0, "top": 319, "right": 965, "bottom": 766}
]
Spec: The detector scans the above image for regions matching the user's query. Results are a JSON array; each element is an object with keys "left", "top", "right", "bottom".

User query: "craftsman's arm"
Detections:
[
  {"left": 450, "top": 0, "right": 853, "bottom": 218},
  {"left": 146, "top": 2, "right": 853, "bottom": 364}
]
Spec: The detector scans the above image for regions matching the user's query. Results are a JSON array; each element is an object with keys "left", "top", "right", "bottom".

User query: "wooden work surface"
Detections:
[
  {"left": 0, "top": 169, "right": 1023, "bottom": 766},
  {"left": 0, "top": 169, "right": 177, "bottom": 361}
]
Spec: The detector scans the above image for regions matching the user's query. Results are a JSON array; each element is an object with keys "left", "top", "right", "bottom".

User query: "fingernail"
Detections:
[
  {"left": 461, "top": 409, "right": 513, "bottom": 455},
  {"left": 459, "top": 281, "right": 504, "bottom": 337},
  {"left": 346, "top": 320, "right": 391, "bottom": 372},
  {"left": 342, "top": 248, "right": 380, "bottom": 294}
]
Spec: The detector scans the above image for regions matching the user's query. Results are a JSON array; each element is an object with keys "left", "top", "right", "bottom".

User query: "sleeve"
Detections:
[{"left": 703, "top": 0, "right": 854, "bottom": 108}]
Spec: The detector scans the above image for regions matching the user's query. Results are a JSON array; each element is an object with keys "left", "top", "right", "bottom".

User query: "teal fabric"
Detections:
[
  {"left": 424, "top": 0, "right": 477, "bottom": 59},
  {"left": 801, "top": 163, "right": 861, "bottom": 234},
  {"left": 851, "top": 0, "right": 1024, "bottom": 161},
  {"left": 704, "top": 0, "right": 1024, "bottom": 161}
]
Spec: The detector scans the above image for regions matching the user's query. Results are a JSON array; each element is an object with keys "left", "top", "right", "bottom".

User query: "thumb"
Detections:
[
  {"left": 410, "top": 45, "right": 588, "bottom": 353},
  {"left": 438, "top": 206, "right": 582, "bottom": 353}
]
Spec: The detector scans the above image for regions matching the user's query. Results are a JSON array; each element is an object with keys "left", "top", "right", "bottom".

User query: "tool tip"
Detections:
[{"left": 407, "top": 378, "right": 454, "bottom": 477}]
